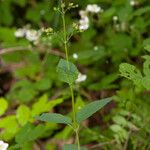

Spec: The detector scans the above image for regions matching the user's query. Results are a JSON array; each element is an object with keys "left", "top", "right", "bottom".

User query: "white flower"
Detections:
[
  {"left": 86, "top": 4, "right": 101, "bottom": 13},
  {"left": 26, "top": 29, "right": 41, "bottom": 42},
  {"left": 79, "top": 17, "right": 89, "bottom": 30},
  {"left": 73, "top": 53, "right": 78, "bottom": 59},
  {"left": 94, "top": 46, "right": 98, "bottom": 51},
  {"left": 79, "top": 10, "right": 88, "bottom": 18},
  {"left": 14, "top": 28, "right": 26, "bottom": 38},
  {"left": 113, "top": 16, "right": 118, "bottom": 21},
  {"left": 76, "top": 73, "right": 87, "bottom": 83},
  {"left": 130, "top": 0, "right": 136, "bottom": 6},
  {"left": 0, "top": 141, "right": 8, "bottom": 150}
]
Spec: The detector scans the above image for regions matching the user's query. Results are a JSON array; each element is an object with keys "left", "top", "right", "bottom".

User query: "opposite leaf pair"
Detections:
[{"left": 36, "top": 97, "right": 112, "bottom": 127}]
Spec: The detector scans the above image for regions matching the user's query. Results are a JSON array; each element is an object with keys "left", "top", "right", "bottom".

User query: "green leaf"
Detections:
[
  {"left": 144, "top": 45, "right": 150, "bottom": 52},
  {"left": 12, "top": 0, "right": 27, "bottom": 7},
  {"left": 16, "top": 105, "right": 31, "bottom": 126},
  {"left": 76, "top": 97, "right": 112, "bottom": 124},
  {"left": 0, "top": 115, "right": 19, "bottom": 140},
  {"left": 143, "top": 55, "right": 150, "bottom": 76},
  {"left": 34, "top": 77, "right": 52, "bottom": 91},
  {"left": 0, "top": 97, "right": 8, "bottom": 116},
  {"left": 15, "top": 123, "right": 45, "bottom": 144},
  {"left": 112, "top": 115, "right": 128, "bottom": 126},
  {"left": 63, "top": 144, "right": 87, "bottom": 150},
  {"left": 110, "top": 124, "right": 128, "bottom": 141},
  {"left": 55, "top": 126, "right": 73, "bottom": 140},
  {"left": 63, "top": 144, "right": 77, "bottom": 150},
  {"left": 56, "top": 59, "right": 79, "bottom": 84},
  {"left": 142, "top": 77, "right": 150, "bottom": 90},
  {"left": 31, "top": 95, "right": 63, "bottom": 117},
  {"left": 36, "top": 113, "right": 72, "bottom": 125},
  {"left": 119, "top": 63, "right": 143, "bottom": 86}
]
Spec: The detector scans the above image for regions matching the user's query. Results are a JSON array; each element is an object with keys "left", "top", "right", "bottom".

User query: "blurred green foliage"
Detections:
[{"left": 0, "top": 0, "right": 150, "bottom": 149}]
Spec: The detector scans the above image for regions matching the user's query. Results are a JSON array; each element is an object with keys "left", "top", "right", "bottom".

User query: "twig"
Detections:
[
  {"left": 88, "top": 140, "right": 116, "bottom": 150},
  {"left": 0, "top": 46, "right": 32, "bottom": 55},
  {"left": 0, "top": 46, "right": 65, "bottom": 58}
]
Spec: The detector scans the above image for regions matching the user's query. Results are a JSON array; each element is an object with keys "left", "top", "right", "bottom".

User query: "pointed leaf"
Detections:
[
  {"left": 0, "top": 97, "right": 8, "bottom": 116},
  {"left": 16, "top": 105, "right": 31, "bottom": 126},
  {"left": 63, "top": 144, "right": 87, "bottom": 150},
  {"left": 57, "top": 59, "right": 79, "bottom": 84},
  {"left": 76, "top": 97, "right": 112, "bottom": 124},
  {"left": 36, "top": 113, "right": 72, "bottom": 125}
]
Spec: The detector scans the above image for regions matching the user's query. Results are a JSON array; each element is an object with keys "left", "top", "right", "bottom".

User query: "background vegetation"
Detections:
[{"left": 0, "top": 0, "right": 150, "bottom": 149}]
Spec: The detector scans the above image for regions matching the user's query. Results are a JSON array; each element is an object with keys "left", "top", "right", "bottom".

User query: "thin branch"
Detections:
[
  {"left": 0, "top": 46, "right": 65, "bottom": 58},
  {"left": 88, "top": 140, "right": 116, "bottom": 150},
  {"left": 0, "top": 46, "right": 32, "bottom": 55}
]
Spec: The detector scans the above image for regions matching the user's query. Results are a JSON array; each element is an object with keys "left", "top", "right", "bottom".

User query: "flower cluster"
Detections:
[
  {"left": 79, "top": 4, "right": 102, "bottom": 31},
  {"left": 14, "top": 27, "right": 41, "bottom": 42},
  {"left": 0, "top": 141, "right": 8, "bottom": 150}
]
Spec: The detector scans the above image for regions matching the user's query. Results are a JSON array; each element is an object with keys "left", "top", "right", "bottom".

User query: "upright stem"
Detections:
[
  {"left": 76, "top": 129, "right": 81, "bottom": 150},
  {"left": 70, "top": 85, "right": 76, "bottom": 125},
  {"left": 60, "top": 1, "right": 80, "bottom": 149},
  {"left": 61, "top": 7, "right": 69, "bottom": 67}
]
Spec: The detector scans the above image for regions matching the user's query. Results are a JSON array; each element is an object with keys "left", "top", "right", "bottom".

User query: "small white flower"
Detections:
[
  {"left": 94, "top": 46, "right": 98, "bottom": 51},
  {"left": 14, "top": 28, "right": 26, "bottom": 38},
  {"left": 79, "top": 17, "right": 89, "bottom": 30},
  {"left": 26, "top": 29, "right": 41, "bottom": 42},
  {"left": 73, "top": 53, "right": 78, "bottom": 59},
  {"left": 130, "top": 0, "right": 136, "bottom": 6},
  {"left": 0, "top": 140, "right": 8, "bottom": 150},
  {"left": 113, "top": 16, "right": 118, "bottom": 21},
  {"left": 79, "top": 10, "right": 88, "bottom": 18},
  {"left": 86, "top": 4, "right": 101, "bottom": 13},
  {"left": 76, "top": 73, "right": 87, "bottom": 83}
]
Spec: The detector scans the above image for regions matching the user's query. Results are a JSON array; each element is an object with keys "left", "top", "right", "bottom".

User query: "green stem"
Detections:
[
  {"left": 61, "top": 7, "right": 69, "bottom": 68},
  {"left": 70, "top": 85, "right": 76, "bottom": 125},
  {"left": 76, "top": 129, "right": 81, "bottom": 150},
  {"left": 60, "top": 1, "right": 80, "bottom": 149}
]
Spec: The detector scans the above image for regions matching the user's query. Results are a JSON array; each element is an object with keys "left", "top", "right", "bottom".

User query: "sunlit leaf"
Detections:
[
  {"left": 0, "top": 97, "right": 8, "bottom": 116},
  {"left": 16, "top": 105, "right": 31, "bottom": 126},
  {"left": 0, "top": 115, "right": 19, "bottom": 140},
  {"left": 31, "top": 95, "right": 63, "bottom": 117}
]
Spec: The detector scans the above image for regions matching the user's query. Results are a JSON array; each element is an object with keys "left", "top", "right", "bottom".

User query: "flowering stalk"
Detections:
[
  {"left": 61, "top": 2, "right": 69, "bottom": 67},
  {"left": 60, "top": 1, "right": 80, "bottom": 149}
]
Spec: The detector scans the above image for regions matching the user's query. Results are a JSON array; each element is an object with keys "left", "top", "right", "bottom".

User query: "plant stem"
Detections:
[
  {"left": 76, "top": 129, "right": 81, "bottom": 150},
  {"left": 60, "top": 1, "right": 81, "bottom": 149},
  {"left": 70, "top": 85, "right": 76, "bottom": 125},
  {"left": 61, "top": 5, "right": 69, "bottom": 68}
]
